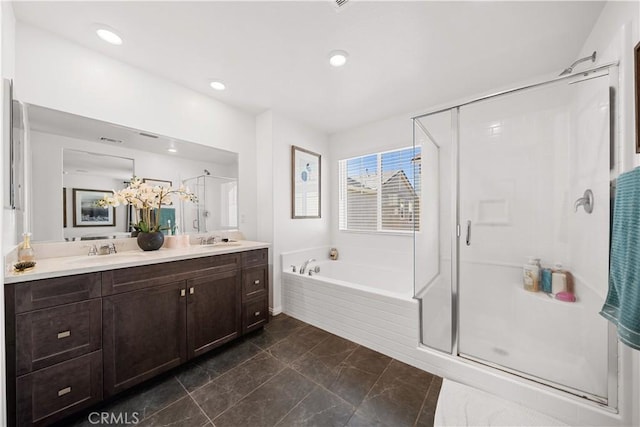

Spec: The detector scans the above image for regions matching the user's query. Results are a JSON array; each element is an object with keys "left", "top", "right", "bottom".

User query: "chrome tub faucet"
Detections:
[{"left": 300, "top": 258, "right": 316, "bottom": 274}]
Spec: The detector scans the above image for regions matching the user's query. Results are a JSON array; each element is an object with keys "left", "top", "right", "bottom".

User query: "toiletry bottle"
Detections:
[
  {"left": 551, "top": 263, "right": 567, "bottom": 295},
  {"left": 523, "top": 257, "right": 540, "bottom": 292},
  {"left": 329, "top": 247, "right": 339, "bottom": 260},
  {"left": 541, "top": 268, "right": 553, "bottom": 293},
  {"left": 18, "top": 232, "right": 35, "bottom": 262}
]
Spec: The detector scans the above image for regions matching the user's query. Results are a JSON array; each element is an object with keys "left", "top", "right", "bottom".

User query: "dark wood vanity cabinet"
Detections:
[
  {"left": 241, "top": 249, "right": 269, "bottom": 333},
  {"left": 6, "top": 272, "right": 103, "bottom": 427},
  {"left": 5, "top": 247, "right": 269, "bottom": 426}
]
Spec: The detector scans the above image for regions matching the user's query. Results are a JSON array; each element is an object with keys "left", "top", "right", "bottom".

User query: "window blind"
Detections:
[{"left": 338, "top": 146, "right": 421, "bottom": 232}]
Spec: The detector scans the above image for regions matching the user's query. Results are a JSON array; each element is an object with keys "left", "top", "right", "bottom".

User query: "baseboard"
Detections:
[{"left": 269, "top": 306, "right": 283, "bottom": 316}]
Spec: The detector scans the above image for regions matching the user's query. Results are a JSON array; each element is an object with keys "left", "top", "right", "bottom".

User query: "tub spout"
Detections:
[{"left": 300, "top": 258, "right": 316, "bottom": 274}]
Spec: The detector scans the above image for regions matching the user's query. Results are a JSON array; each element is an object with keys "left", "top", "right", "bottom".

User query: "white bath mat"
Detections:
[{"left": 434, "top": 379, "right": 568, "bottom": 426}]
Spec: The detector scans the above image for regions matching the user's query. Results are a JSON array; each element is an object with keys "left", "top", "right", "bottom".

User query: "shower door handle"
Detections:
[{"left": 466, "top": 220, "right": 471, "bottom": 246}]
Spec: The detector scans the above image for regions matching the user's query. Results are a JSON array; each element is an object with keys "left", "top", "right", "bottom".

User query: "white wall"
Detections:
[
  {"left": 256, "top": 111, "right": 275, "bottom": 308},
  {"left": 329, "top": 113, "right": 414, "bottom": 271},
  {"left": 14, "top": 23, "right": 258, "bottom": 240},
  {"left": 257, "top": 111, "right": 330, "bottom": 314}
]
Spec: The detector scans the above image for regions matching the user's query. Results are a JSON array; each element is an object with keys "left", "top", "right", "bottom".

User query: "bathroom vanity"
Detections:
[{"left": 4, "top": 242, "right": 269, "bottom": 426}]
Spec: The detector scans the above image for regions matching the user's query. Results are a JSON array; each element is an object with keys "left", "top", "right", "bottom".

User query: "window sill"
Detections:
[{"left": 338, "top": 229, "right": 418, "bottom": 237}]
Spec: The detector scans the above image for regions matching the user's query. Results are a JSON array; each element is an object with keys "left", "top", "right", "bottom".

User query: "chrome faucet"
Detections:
[
  {"left": 199, "top": 236, "right": 217, "bottom": 245},
  {"left": 97, "top": 242, "right": 117, "bottom": 255},
  {"left": 300, "top": 258, "right": 316, "bottom": 275}
]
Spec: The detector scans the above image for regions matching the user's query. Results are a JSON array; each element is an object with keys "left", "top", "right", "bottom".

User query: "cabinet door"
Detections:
[
  {"left": 103, "top": 281, "right": 187, "bottom": 397},
  {"left": 187, "top": 270, "right": 241, "bottom": 359}
]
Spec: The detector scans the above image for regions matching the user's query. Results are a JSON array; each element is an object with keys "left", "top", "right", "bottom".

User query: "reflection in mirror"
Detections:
[
  {"left": 26, "top": 104, "right": 239, "bottom": 242},
  {"left": 62, "top": 150, "right": 134, "bottom": 241},
  {"left": 183, "top": 173, "right": 238, "bottom": 234}
]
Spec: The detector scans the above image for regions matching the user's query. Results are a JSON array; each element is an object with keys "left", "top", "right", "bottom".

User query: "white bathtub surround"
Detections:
[{"left": 435, "top": 379, "right": 567, "bottom": 427}]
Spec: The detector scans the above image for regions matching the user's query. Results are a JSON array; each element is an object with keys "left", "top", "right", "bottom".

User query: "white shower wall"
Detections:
[{"left": 456, "top": 74, "right": 611, "bottom": 400}]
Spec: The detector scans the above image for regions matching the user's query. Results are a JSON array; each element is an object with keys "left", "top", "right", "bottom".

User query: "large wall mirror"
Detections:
[{"left": 23, "top": 104, "right": 239, "bottom": 243}]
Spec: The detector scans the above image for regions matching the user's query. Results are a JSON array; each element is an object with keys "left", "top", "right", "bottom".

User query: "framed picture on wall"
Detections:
[
  {"left": 72, "top": 188, "right": 115, "bottom": 227},
  {"left": 635, "top": 41, "right": 640, "bottom": 153},
  {"left": 291, "top": 145, "right": 321, "bottom": 219}
]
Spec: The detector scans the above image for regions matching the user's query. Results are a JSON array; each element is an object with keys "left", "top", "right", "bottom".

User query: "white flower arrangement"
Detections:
[{"left": 98, "top": 177, "right": 197, "bottom": 233}]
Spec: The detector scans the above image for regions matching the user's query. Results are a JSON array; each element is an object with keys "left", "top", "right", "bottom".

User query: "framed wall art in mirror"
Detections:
[
  {"left": 72, "top": 188, "right": 115, "bottom": 227},
  {"left": 291, "top": 145, "right": 321, "bottom": 219}
]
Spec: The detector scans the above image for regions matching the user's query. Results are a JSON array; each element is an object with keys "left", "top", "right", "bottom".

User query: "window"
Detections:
[{"left": 339, "top": 146, "right": 421, "bottom": 232}]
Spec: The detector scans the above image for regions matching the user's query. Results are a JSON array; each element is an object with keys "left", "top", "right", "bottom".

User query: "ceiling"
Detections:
[{"left": 13, "top": 1, "right": 605, "bottom": 134}]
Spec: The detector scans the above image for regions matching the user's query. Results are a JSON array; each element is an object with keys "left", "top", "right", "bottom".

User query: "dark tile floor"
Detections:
[{"left": 64, "top": 314, "right": 442, "bottom": 427}]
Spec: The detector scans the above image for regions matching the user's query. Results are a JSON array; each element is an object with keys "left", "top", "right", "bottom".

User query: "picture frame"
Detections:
[
  {"left": 291, "top": 145, "right": 321, "bottom": 218},
  {"left": 635, "top": 41, "right": 640, "bottom": 153},
  {"left": 72, "top": 188, "right": 115, "bottom": 227},
  {"left": 143, "top": 178, "right": 172, "bottom": 187},
  {"left": 63, "top": 187, "right": 67, "bottom": 228}
]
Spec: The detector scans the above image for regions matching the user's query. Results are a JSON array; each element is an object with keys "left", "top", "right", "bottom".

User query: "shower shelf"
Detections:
[{"left": 518, "top": 287, "right": 579, "bottom": 306}]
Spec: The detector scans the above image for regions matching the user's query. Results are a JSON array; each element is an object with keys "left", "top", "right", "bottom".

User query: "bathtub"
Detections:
[
  {"left": 281, "top": 249, "right": 421, "bottom": 364},
  {"left": 288, "top": 260, "right": 413, "bottom": 299}
]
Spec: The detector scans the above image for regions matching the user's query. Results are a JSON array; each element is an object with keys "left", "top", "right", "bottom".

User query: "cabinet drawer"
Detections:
[
  {"left": 16, "top": 300, "right": 102, "bottom": 376},
  {"left": 16, "top": 351, "right": 102, "bottom": 427},
  {"left": 242, "top": 249, "right": 268, "bottom": 268},
  {"left": 15, "top": 273, "right": 101, "bottom": 313},
  {"left": 242, "top": 266, "right": 267, "bottom": 300},
  {"left": 243, "top": 297, "right": 268, "bottom": 334}
]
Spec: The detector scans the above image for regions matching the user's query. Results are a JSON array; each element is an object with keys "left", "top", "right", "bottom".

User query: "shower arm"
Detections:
[{"left": 559, "top": 51, "right": 596, "bottom": 76}]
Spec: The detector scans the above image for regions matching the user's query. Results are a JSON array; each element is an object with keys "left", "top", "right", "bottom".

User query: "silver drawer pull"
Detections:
[
  {"left": 57, "top": 331, "right": 71, "bottom": 339},
  {"left": 189, "top": 287, "right": 195, "bottom": 294},
  {"left": 254, "top": 311, "right": 261, "bottom": 316},
  {"left": 58, "top": 387, "right": 71, "bottom": 397},
  {"left": 180, "top": 289, "right": 186, "bottom": 297},
  {"left": 254, "top": 280, "right": 260, "bottom": 285}
]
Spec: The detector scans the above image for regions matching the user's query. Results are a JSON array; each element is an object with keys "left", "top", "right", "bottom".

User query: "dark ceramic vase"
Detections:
[{"left": 137, "top": 231, "right": 164, "bottom": 251}]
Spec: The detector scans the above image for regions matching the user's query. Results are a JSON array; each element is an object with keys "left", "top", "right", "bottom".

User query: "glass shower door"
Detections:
[{"left": 457, "top": 74, "right": 612, "bottom": 401}]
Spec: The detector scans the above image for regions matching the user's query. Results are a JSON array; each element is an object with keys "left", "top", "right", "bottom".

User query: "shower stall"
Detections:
[
  {"left": 413, "top": 63, "right": 618, "bottom": 405},
  {"left": 182, "top": 173, "right": 238, "bottom": 234}
]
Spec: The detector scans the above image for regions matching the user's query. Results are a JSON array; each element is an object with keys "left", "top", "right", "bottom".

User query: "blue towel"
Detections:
[{"left": 600, "top": 167, "right": 640, "bottom": 350}]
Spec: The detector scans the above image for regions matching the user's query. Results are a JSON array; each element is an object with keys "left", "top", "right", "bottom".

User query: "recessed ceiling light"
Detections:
[
  {"left": 329, "top": 50, "right": 348, "bottom": 67},
  {"left": 167, "top": 148, "right": 177, "bottom": 153},
  {"left": 210, "top": 81, "right": 226, "bottom": 91},
  {"left": 96, "top": 27, "right": 123, "bottom": 45}
]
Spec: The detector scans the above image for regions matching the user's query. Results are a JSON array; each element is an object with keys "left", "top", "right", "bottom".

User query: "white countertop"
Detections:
[{"left": 5, "top": 240, "right": 270, "bottom": 284}]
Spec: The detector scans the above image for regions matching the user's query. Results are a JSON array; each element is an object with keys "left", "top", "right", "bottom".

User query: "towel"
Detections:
[{"left": 600, "top": 167, "right": 640, "bottom": 350}]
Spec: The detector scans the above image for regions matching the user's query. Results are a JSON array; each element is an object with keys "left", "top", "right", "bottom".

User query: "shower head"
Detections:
[{"left": 559, "top": 51, "right": 596, "bottom": 76}]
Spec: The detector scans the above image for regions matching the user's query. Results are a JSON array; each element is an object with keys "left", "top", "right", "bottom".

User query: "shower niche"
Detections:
[{"left": 182, "top": 173, "right": 238, "bottom": 234}]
